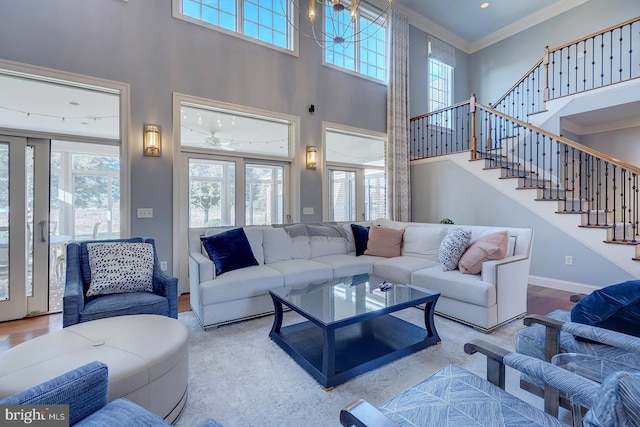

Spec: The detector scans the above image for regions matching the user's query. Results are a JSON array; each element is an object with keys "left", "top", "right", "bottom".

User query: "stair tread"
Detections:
[{"left": 604, "top": 239, "right": 640, "bottom": 245}]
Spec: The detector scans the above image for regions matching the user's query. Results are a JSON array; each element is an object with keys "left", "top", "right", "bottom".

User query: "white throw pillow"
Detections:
[
  {"left": 439, "top": 228, "right": 472, "bottom": 271},
  {"left": 86, "top": 242, "right": 155, "bottom": 297}
]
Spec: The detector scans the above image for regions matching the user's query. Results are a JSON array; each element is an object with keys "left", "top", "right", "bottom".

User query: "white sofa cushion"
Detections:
[
  {"left": 401, "top": 226, "right": 447, "bottom": 261},
  {"left": 312, "top": 253, "right": 375, "bottom": 277},
  {"left": 266, "top": 259, "right": 333, "bottom": 286},
  {"left": 262, "top": 228, "right": 311, "bottom": 263},
  {"left": 411, "top": 265, "right": 496, "bottom": 307},
  {"left": 200, "top": 264, "right": 284, "bottom": 305},
  {"left": 373, "top": 256, "right": 440, "bottom": 284}
]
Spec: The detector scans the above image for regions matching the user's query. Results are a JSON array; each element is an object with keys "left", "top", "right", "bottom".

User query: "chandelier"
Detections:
[{"left": 289, "top": 0, "right": 394, "bottom": 48}]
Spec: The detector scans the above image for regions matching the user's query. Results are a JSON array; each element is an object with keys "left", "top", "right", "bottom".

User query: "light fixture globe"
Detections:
[{"left": 286, "top": 0, "right": 394, "bottom": 49}]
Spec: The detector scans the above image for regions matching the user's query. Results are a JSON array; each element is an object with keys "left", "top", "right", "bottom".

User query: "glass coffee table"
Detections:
[{"left": 268, "top": 274, "right": 441, "bottom": 389}]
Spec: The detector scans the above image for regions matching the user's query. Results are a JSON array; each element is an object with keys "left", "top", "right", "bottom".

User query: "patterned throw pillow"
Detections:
[
  {"left": 86, "top": 242, "right": 155, "bottom": 297},
  {"left": 439, "top": 228, "right": 472, "bottom": 271}
]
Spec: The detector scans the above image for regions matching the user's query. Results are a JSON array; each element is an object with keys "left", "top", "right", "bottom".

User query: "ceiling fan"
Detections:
[{"left": 205, "top": 131, "right": 234, "bottom": 151}]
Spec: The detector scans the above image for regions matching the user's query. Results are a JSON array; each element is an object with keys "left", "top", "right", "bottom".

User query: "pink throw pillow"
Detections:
[
  {"left": 458, "top": 231, "right": 509, "bottom": 275},
  {"left": 364, "top": 226, "right": 405, "bottom": 257}
]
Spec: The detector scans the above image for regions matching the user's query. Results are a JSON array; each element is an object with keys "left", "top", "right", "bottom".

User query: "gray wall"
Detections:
[
  {"left": 469, "top": 0, "right": 640, "bottom": 105},
  {"left": 0, "top": 0, "right": 387, "bottom": 270},
  {"left": 411, "top": 160, "right": 635, "bottom": 287},
  {"left": 409, "top": 26, "right": 470, "bottom": 118}
]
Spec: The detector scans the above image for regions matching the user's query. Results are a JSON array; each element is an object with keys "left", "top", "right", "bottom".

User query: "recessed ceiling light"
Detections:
[
  {"left": 481, "top": 2, "right": 489, "bottom": 8},
  {"left": 69, "top": 101, "right": 80, "bottom": 106}
]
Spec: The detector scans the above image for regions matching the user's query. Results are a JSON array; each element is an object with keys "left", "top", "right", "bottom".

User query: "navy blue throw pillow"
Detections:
[
  {"left": 571, "top": 280, "right": 640, "bottom": 338},
  {"left": 201, "top": 228, "right": 258, "bottom": 276},
  {"left": 351, "top": 224, "right": 370, "bottom": 256}
]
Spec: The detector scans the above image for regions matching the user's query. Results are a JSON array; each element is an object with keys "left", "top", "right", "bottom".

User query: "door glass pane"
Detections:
[
  {"left": 26, "top": 146, "right": 34, "bottom": 297},
  {"left": 54, "top": 142, "right": 120, "bottom": 241},
  {"left": 0, "top": 143, "right": 7, "bottom": 301},
  {"left": 328, "top": 170, "right": 355, "bottom": 221},
  {"left": 189, "top": 159, "right": 236, "bottom": 227},
  {"left": 365, "top": 168, "right": 385, "bottom": 221},
  {"left": 246, "top": 164, "right": 283, "bottom": 225}
]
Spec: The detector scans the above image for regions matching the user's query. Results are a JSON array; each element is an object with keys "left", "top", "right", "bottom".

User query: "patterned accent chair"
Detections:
[
  {"left": 0, "top": 361, "right": 222, "bottom": 427},
  {"left": 515, "top": 281, "right": 640, "bottom": 415},
  {"left": 63, "top": 237, "right": 178, "bottom": 327},
  {"left": 340, "top": 340, "right": 640, "bottom": 427}
]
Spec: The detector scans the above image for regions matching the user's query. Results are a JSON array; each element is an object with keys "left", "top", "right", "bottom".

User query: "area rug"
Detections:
[{"left": 174, "top": 309, "right": 537, "bottom": 427}]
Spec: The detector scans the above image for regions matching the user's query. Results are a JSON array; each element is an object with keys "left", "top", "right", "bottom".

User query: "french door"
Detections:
[{"left": 0, "top": 135, "right": 51, "bottom": 321}]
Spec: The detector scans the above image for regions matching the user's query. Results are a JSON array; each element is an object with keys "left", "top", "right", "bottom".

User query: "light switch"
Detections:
[
  {"left": 303, "top": 207, "right": 314, "bottom": 215},
  {"left": 137, "top": 208, "right": 153, "bottom": 218}
]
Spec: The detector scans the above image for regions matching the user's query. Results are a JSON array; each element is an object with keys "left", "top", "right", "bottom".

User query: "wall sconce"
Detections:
[
  {"left": 143, "top": 124, "right": 161, "bottom": 157},
  {"left": 306, "top": 146, "right": 317, "bottom": 170}
]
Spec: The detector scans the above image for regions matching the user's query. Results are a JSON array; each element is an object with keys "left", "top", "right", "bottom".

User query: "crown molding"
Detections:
[
  {"left": 393, "top": 3, "right": 472, "bottom": 54},
  {"left": 469, "top": 0, "right": 590, "bottom": 53}
]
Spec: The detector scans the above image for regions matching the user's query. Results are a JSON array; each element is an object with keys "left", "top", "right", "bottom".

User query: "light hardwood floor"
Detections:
[{"left": 0, "top": 285, "right": 575, "bottom": 354}]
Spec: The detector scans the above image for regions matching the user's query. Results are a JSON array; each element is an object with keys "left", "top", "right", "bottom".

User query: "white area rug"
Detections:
[{"left": 174, "top": 309, "right": 540, "bottom": 427}]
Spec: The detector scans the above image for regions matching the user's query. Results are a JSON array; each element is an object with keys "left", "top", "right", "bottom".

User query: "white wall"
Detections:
[{"left": 582, "top": 126, "right": 640, "bottom": 161}]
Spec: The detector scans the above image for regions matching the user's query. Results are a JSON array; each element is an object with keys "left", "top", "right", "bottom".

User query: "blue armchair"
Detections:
[
  {"left": 0, "top": 361, "right": 221, "bottom": 427},
  {"left": 63, "top": 237, "right": 178, "bottom": 327},
  {"left": 340, "top": 340, "right": 640, "bottom": 427}
]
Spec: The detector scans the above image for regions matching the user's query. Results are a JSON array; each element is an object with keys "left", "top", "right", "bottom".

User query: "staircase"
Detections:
[{"left": 409, "top": 16, "right": 640, "bottom": 279}]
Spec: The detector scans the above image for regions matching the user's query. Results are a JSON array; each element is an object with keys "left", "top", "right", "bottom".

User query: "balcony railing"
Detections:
[
  {"left": 492, "top": 16, "right": 640, "bottom": 123},
  {"left": 410, "top": 96, "right": 640, "bottom": 243}
]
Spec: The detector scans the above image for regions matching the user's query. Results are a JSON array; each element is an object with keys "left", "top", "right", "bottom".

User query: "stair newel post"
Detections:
[
  {"left": 543, "top": 46, "right": 550, "bottom": 105},
  {"left": 470, "top": 94, "right": 477, "bottom": 160}
]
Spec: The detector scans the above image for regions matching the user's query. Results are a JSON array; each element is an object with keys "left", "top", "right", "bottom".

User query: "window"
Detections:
[
  {"left": 428, "top": 37, "right": 455, "bottom": 127},
  {"left": 324, "top": 4, "right": 387, "bottom": 81},
  {"left": 179, "top": 99, "right": 293, "bottom": 228},
  {"left": 325, "top": 126, "right": 386, "bottom": 222},
  {"left": 176, "top": 0, "right": 293, "bottom": 51},
  {"left": 429, "top": 58, "right": 453, "bottom": 113}
]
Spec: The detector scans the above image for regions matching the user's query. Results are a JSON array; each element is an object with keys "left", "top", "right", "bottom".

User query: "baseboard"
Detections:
[{"left": 528, "top": 275, "right": 600, "bottom": 294}]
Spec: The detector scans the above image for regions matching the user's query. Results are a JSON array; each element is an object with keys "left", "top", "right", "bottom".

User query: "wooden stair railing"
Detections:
[
  {"left": 409, "top": 96, "right": 640, "bottom": 259},
  {"left": 492, "top": 16, "right": 640, "bottom": 123}
]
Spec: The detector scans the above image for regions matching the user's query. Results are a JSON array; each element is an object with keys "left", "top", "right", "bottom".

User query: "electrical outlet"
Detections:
[
  {"left": 137, "top": 208, "right": 153, "bottom": 218},
  {"left": 565, "top": 255, "right": 573, "bottom": 266},
  {"left": 160, "top": 261, "right": 168, "bottom": 271}
]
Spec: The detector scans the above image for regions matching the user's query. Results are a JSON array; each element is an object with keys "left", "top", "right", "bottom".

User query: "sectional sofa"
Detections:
[{"left": 188, "top": 219, "right": 533, "bottom": 332}]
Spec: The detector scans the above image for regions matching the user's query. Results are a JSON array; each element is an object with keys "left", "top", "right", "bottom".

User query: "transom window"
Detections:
[
  {"left": 324, "top": 4, "right": 387, "bottom": 82},
  {"left": 175, "top": 0, "right": 293, "bottom": 51}
]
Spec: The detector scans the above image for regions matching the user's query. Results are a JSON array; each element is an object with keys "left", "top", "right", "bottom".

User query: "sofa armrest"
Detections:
[
  {"left": 484, "top": 255, "right": 530, "bottom": 324},
  {"left": 63, "top": 244, "right": 85, "bottom": 328},
  {"left": 339, "top": 399, "right": 399, "bottom": 427},
  {"left": 0, "top": 361, "right": 109, "bottom": 425},
  {"left": 153, "top": 267, "right": 179, "bottom": 319},
  {"left": 189, "top": 252, "right": 215, "bottom": 283},
  {"left": 480, "top": 254, "right": 527, "bottom": 284}
]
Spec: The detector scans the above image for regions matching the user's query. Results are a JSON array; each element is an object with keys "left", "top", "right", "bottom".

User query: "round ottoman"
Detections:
[{"left": 0, "top": 314, "right": 188, "bottom": 423}]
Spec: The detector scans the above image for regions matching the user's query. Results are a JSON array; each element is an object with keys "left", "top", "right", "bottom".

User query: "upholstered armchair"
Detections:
[
  {"left": 340, "top": 340, "right": 640, "bottom": 427},
  {"left": 515, "top": 280, "right": 640, "bottom": 415},
  {"left": 63, "top": 237, "right": 178, "bottom": 327},
  {"left": 0, "top": 361, "right": 221, "bottom": 427}
]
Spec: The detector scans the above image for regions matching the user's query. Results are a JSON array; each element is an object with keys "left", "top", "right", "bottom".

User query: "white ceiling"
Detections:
[{"left": 394, "top": 0, "right": 589, "bottom": 52}]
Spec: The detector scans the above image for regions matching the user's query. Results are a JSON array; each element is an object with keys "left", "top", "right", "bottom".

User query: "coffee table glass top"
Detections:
[{"left": 269, "top": 273, "right": 437, "bottom": 326}]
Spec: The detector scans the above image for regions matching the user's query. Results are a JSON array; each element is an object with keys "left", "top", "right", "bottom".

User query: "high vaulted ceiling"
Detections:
[{"left": 394, "top": 0, "right": 589, "bottom": 52}]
